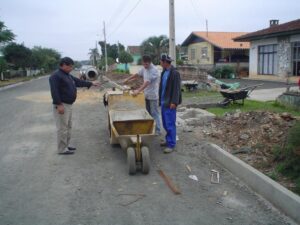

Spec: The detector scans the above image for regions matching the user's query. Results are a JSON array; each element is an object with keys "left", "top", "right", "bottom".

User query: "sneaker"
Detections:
[
  {"left": 68, "top": 146, "right": 76, "bottom": 151},
  {"left": 58, "top": 148, "right": 74, "bottom": 155},
  {"left": 163, "top": 147, "right": 174, "bottom": 154}
]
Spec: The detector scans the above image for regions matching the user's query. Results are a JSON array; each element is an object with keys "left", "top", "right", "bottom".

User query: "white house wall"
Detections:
[
  {"left": 290, "top": 34, "right": 300, "bottom": 42},
  {"left": 249, "top": 38, "right": 277, "bottom": 76}
]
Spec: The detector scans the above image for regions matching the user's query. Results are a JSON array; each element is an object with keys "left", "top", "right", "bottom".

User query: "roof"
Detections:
[
  {"left": 234, "top": 19, "right": 300, "bottom": 41},
  {"left": 181, "top": 32, "right": 250, "bottom": 49},
  {"left": 127, "top": 46, "right": 141, "bottom": 55}
]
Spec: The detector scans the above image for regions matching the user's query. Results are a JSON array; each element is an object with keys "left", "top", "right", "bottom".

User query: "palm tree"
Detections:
[
  {"left": 140, "top": 35, "right": 169, "bottom": 65},
  {"left": 0, "top": 21, "right": 15, "bottom": 44},
  {"left": 88, "top": 48, "right": 100, "bottom": 66}
]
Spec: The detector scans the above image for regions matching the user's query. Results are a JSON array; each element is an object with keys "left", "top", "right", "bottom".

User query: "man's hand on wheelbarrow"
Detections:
[{"left": 131, "top": 89, "right": 140, "bottom": 96}]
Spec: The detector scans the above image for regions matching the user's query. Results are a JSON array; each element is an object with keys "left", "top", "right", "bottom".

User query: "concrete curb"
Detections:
[
  {"left": 0, "top": 75, "right": 49, "bottom": 92},
  {"left": 205, "top": 143, "right": 300, "bottom": 224}
]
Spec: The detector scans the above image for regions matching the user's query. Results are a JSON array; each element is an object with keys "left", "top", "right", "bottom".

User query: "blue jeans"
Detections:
[
  {"left": 161, "top": 106, "right": 176, "bottom": 148},
  {"left": 146, "top": 99, "right": 161, "bottom": 134}
]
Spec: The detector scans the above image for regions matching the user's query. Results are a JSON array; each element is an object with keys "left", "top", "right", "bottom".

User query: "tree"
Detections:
[
  {"left": 3, "top": 43, "right": 32, "bottom": 70},
  {"left": 99, "top": 57, "right": 115, "bottom": 70},
  {"left": 119, "top": 51, "right": 133, "bottom": 70},
  {"left": 98, "top": 41, "right": 125, "bottom": 60},
  {"left": 140, "top": 35, "right": 169, "bottom": 65},
  {"left": 0, "top": 57, "right": 8, "bottom": 80},
  {"left": 88, "top": 48, "right": 100, "bottom": 66},
  {"left": 31, "top": 46, "right": 60, "bottom": 72},
  {"left": 0, "top": 21, "right": 15, "bottom": 44},
  {"left": 74, "top": 61, "right": 82, "bottom": 69}
]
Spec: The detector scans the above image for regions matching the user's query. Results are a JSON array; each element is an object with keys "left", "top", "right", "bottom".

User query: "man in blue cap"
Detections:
[{"left": 159, "top": 54, "right": 182, "bottom": 153}]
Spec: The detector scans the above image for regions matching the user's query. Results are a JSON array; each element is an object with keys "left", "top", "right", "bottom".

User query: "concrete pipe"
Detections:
[{"left": 85, "top": 67, "right": 98, "bottom": 80}]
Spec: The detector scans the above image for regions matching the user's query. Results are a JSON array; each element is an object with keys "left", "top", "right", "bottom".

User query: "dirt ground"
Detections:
[
  {"left": 1, "top": 76, "right": 297, "bottom": 225},
  {"left": 191, "top": 110, "right": 298, "bottom": 192},
  {"left": 107, "top": 72, "right": 299, "bottom": 194},
  {"left": 105, "top": 72, "right": 142, "bottom": 89}
]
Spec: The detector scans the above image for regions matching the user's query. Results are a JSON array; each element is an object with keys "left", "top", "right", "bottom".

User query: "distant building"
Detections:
[
  {"left": 127, "top": 46, "right": 141, "bottom": 65},
  {"left": 234, "top": 19, "right": 300, "bottom": 82},
  {"left": 181, "top": 32, "right": 250, "bottom": 66}
]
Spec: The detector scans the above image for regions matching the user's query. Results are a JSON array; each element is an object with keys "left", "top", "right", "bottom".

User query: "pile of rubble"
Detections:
[
  {"left": 105, "top": 72, "right": 143, "bottom": 90},
  {"left": 196, "top": 110, "right": 297, "bottom": 173}
]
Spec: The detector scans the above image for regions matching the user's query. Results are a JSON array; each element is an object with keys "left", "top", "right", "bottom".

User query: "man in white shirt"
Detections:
[{"left": 124, "top": 55, "right": 161, "bottom": 135}]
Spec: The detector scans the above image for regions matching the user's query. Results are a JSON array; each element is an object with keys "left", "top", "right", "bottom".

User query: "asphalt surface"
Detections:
[
  {"left": 0, "top": 76, "right": 296, "bottom": 225},
  {"left": 220, "top": 78, "right": 297, "bottom": 90}
]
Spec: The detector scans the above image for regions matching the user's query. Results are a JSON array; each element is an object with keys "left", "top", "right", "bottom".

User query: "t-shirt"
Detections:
[
  {"left": 138, "top": 63, "right": 159, "bottom": 100},
  {"left": 160, "top": 69, "right": 170, "bottom": 106}
]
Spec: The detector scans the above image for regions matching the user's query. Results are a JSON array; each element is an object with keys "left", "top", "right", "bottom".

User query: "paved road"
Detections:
[
  {"left": 220, "top": 78, "right": 298, "bottom": 90},
  {"left": 0, "top": 77, "right": 295, "bottom": 225}
]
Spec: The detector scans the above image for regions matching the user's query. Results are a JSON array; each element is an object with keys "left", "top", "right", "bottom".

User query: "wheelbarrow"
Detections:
[
  {"left": 104, "top": 89, "right": 155, "bottom": 175},
  {"left": 219, "top": 83, "right": 263, "bottom": 106}
]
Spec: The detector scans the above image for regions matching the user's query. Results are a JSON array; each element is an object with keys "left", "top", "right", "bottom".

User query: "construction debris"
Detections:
[
  {"left": 117, "top": 193, "right": 146, "bottom": 206},
  {"left": 211, "top": 169, "right": 220, "bottom": 184},
  {"left": 185, "top": 164, "right": 199, "bottom": 182}
]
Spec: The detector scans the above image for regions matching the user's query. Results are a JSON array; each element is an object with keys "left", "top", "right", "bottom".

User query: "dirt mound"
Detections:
[
  {"left": 105, "top": 72, "right": 143, "bottom": 90},
  {"left": 194, "top": 111, "right": 297, "bottom": 190}
]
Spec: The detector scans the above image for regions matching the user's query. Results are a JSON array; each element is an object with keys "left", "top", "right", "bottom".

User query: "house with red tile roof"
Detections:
[
  {"left": 181, "top": 32, "right": 250, "bottom": 66},
  {"left": 234, "top": 19, "right": 300, "bottom": 82}
]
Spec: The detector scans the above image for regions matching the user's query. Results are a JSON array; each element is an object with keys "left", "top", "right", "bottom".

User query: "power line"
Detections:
[
  {"left": 189, "top": 0, "right": 205, "bottom": 24},
  {"left": 108, "top": 0, "right": 142, "bottom": 38},
  {"left": 106, "top": 0, "right": 127, "bottom": 27}
]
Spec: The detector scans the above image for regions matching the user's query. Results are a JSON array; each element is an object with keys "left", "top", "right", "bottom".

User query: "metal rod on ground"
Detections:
[{"left": 158, "top": 170, "right": 181, "bottom": 195}]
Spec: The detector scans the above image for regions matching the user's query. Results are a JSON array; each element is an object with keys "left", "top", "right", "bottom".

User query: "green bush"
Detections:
[
  {"left": 176, "top": 59, "right": 184, "bottom": 66},
  {"left": 275, "top": 121, "right": 300, "bottom": 194},
  {"left": 212, "top": 65, "right": 235, "bottom": 79}
]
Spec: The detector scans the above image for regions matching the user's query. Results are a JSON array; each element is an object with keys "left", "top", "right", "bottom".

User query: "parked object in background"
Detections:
[
  {"left": 219, "top": 83, "right": 263, "bottom": 106},
  {"left": 182, "top": 80, "right": 198, "bottom": 91},
  {"left": 207, "top": 75, "right": 240, "bottom": 90},
  {"left": 80, "top": 65, "right": 99, "bottom": 80}
]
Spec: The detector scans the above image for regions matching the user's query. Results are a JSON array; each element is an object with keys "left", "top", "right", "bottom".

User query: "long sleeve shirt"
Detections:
[
  {"left": 159, "top": 66, "right": 182, "bottom": 107},
  {"left": 49, "top": 69, "right": 92, "bottom": 105}
]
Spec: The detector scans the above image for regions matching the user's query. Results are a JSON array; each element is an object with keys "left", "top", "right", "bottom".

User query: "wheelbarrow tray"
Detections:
[
  {"left": 105, "top": 89, "right": 155, "bottom": 175},
  {"left": 220, "top": 90, "right": 248, "bottom": 101},
  {"left": 109, "top": 109, "right": 155, "bottom": 139}
]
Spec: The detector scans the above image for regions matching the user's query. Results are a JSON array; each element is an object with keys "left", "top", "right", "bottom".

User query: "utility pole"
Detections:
[
  {"left": 103, "top": 21, "right": 108, "bottom": 72},
  {"left": 206, "top": 19, "right": 208, "bottom": 37},
  {"left": 169, "top": 0, "right": 176, "bottom": 67},
  {"left": 117, "top": 41, "right": 120, "bottom": 63}
]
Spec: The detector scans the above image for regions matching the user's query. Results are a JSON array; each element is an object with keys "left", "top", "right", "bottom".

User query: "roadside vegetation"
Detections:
[
  {"left": 183, "top": 89, "right": 300, "bottom": 194},
  {"left": 273, "top": 121, "right": 300, "bottom": 194},
  {"left": 0, "top": 20, "right": 64, "bottom": 86},
  {"left": 207, "top": 99, "right": 300, "bottom": 117}
]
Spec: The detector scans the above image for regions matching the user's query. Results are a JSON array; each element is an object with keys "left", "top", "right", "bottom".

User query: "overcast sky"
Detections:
[{"left": 1, "top": 0, "right": 299, "bottom": 60}]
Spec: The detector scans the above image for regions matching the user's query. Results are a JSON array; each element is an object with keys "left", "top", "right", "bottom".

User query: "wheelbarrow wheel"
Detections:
[
  {"left": 141, "top": 146, "right": 150, "bottom": 174},
  {"left": 127, "top": 147, "right": 136, "bottom": 175}
]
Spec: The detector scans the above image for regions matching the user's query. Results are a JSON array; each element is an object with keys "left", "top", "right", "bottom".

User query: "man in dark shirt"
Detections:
[
  {"left": 49, "top": 57, "right": 99, "bottom": 155},
  {"left": 159, "top": 54, "right": 182, "bottom": 154}
]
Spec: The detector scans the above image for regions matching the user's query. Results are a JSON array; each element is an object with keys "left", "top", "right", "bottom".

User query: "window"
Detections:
[
  {"left": 190, "top": 49, "right": 196, "bottom": 60},
  {"left": 258, "top": 44, "right": 278, "bottom": 75},
  {"left": 201, "top": 47, "right": 208, "bottom": 58},
  {"left": 292, "top": 42, "right": 300, "bottom": 76}
]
